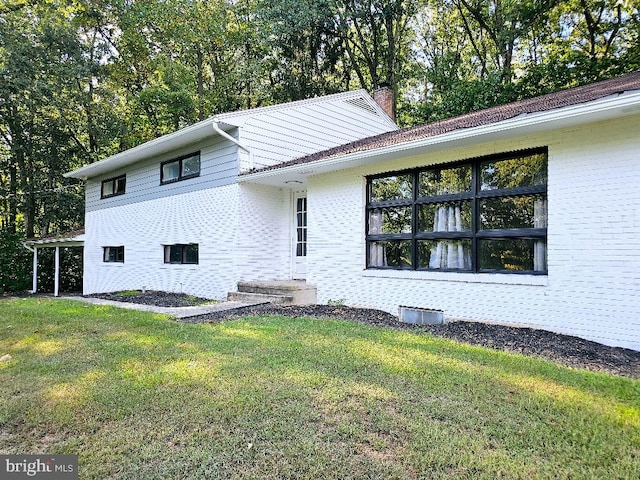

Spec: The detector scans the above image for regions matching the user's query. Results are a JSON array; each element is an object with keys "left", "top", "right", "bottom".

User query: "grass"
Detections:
[{"left": 1, "top": 298, "right": 639, "bottom": 479}]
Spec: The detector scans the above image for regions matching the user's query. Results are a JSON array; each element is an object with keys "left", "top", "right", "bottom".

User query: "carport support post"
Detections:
[
  {"left": 54, "top": 246, "right": 60, "bottom": 297},
  {"left": 32, "top": 246, "right": 38, "bottom": 294}
]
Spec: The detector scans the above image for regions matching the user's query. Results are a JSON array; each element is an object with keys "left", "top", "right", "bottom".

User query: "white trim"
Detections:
[
  {"left": 240, "top": 90, "right": 640, "bottom": 184},
  {"left": 25, "top": 234, "right": 85, "bottom": 247},
  {"left": 64, "top": 90, "right": 394, "bottom": 180},
  {"left": 291, "top": 190, "right": 307, "bottom": 280},
  {"left": 361, "top": 269, "right": 548, "bottom": 286}
]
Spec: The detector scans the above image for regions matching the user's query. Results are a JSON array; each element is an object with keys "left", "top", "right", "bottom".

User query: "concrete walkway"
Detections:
[{"left": 59, "top": 296, "right": 264, "bottom": 319}]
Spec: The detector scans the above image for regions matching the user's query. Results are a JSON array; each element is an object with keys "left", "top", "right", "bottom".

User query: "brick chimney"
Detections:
[{"left": 373, "top": 84, "right": 394, "bottom": 120}]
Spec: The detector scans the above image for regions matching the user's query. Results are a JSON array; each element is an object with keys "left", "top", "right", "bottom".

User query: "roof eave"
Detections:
[
  {"left": 239, "top": 91, "right": 640, "bottom": 186},
  {"left": 25, "top": 234, "right": 85, "bottom": 247},
  {"left": 64, "top": 119, "right": 234, "bottom": 180}
]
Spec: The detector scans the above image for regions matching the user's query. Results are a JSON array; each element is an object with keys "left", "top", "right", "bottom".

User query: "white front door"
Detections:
[{"left": 292, "top": 192, "right": 307, "bottom": 279}]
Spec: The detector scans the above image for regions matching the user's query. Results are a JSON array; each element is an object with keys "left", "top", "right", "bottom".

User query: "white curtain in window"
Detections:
[
  {"left": 429, "top": 204, "right": 468, "bottom": 269},
  {"left": 533, "top": 197, "right": 548, "bottom": 271},
  {"left": 369, "top": 210, "right": 385, "bottom": 266}
]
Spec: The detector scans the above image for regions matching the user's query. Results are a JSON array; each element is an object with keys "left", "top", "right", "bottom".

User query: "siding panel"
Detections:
[{"left": 86, "top": 136, "right": 238, "bottom": 212}]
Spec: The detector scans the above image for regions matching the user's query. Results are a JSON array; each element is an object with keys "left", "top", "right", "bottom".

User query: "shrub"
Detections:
[{"left": 0, "top": 230, "right": 32, "bottom": 294}]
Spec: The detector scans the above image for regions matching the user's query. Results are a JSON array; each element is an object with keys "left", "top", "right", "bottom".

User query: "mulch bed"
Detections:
[
  {"left": 89, "top": 291, "right": 640, "bottom": 378},
  {"left": 86, "top": 290, "right": 212, "bottom": 308}
]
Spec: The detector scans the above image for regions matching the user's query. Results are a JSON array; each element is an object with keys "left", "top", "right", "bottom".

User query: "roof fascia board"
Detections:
[
  {"left": 25, "top": 236, "right": 85, "bottom": 247},
  {"left": 65, "top": 89, "right": 385, "bottom": 180},
  {"left": 240, "top": 91, "right": 640, "bottom": 182},
  {"left": 64, "top": 120, "right": 229, "bottom": 179}
]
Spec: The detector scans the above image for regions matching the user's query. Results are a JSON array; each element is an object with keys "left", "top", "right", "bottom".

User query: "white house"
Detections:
[{"left": 64, "top": 73, "right": 640, "bottom": 351}]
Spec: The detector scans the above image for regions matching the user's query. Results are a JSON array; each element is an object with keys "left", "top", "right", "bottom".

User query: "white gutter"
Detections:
[
  {"left": 241, "top": 90, "right": 640, "bottom": 182},
  {"left": 212, "top": 119, "right": 254, "bottom": 171}
]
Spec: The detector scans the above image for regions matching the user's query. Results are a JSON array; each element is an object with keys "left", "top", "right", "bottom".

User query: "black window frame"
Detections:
[
  {"left": 101, "top": 175, "right": 126, "bottom": 199},
  {"left": 366, "top": 147, "right": 548, "bottom": 274},
  {"left": 103, "top": 246, "right": 125, "bottom": 263},
  {"left": 160, "top": 152, "right": 201, "bottom": 185},
  {"left": 163, "top": 244, "right": 199, "bottom": 265}
]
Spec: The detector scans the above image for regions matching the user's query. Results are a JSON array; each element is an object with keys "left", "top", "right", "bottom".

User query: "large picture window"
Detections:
[
  {"left": 161, "top": 152, "right": 200, "bottom": 184},
  {"left": 366, "top": 148, "right": 548, "bottom": 274},
  {"left": 164, "top": 244, "right": 199, "bottom": 264}
]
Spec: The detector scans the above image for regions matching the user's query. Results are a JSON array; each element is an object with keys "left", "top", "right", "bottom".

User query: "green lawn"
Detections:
[{"left": 1, "top": 298, "right": 638, "bottom": 479}]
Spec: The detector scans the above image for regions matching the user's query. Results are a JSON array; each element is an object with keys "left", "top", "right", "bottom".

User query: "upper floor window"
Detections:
[
  {"left": 366, "top": 148, "right": 548, "bottom": 274},
  {"left": 103, "top": 246, "right": 124, "bottom": 263},
  {"left": 161, "top": 152, "right": 200, "bottom": 184},
  {"left": 101, "top": 175, "right": 126, "bottom": 199},
  {"left": 164, "top": 244, "right": 199, "bottom": 264}
]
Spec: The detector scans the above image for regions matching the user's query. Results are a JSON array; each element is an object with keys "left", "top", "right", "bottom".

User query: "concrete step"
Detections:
[
  {"left": 236, "top": 281, "right": 317, "bottom": 305},
  {"left": 227, "top": 291, "right": 294, "bottom": 304}
]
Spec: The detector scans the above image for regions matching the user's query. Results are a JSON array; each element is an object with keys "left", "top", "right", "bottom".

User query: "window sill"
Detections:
[{"left": 361, "top": 269, "right": 548, "bottom": 286}]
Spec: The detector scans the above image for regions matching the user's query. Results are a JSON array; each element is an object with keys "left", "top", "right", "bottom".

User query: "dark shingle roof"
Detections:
[{"left": 247, "top": 71, "right": 640, "bottom": 174}]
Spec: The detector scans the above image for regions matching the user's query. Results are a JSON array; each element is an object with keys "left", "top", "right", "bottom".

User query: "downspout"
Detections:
[{"left": 211, "top": 119, "right": 254, "bottom": 172}]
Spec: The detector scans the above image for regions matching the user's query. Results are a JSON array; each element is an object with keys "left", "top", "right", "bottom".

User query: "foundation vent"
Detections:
[{"left": 399, "top": 306, "right": 444, "bottom": 325}]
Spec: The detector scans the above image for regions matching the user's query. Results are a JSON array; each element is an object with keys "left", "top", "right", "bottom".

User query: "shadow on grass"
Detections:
[{"left": 1, "top": 298, "right": 639, "bottom": 479}]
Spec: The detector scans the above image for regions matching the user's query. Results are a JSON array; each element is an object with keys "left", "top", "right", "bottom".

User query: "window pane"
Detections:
[
  {"left": 162, "top": 161, "right": 180, "bottom": 182},
  {"left": 480, "top": 195, "right": 547, "bottom": 230},
  {"left": 104, "top": 246, "right": 124, "bottom": 262},
  {"left": 368, "top": 206, "right": 412, "bottom": 234},
  {"left": 368, "top": 240, "right": 412, "bottom": 268},
  {"left": 102, "top": 181, "right": 113, "bottom": 197},
  {"left": 479, "top": 239, "right": 547, "bottom": 272},
  {"left": 419, "top": 165, "right": 471, "bottom": 197},
  {"left": 480, "top": 152, "right": 547, "bottom": 190},
  {"left": 182, "top": 154, "right": 200, "bottom": 177},
  {"left": 417, "top": 201, "right": 471, "bottom": 232},
  {"left": 184, "top": 244, "right": 199, "bottom": 264},
  {"left": 114, "top": 177, "right": 126, "bottom": 194},
  {"left": 370, "top": 175, "right": 412, "bottom": 202},
  {"left": 417, "top": 240, "right": 472, "bottom": 270},
  {"left": 169, "top": 245, "right": 182, "bottom": 263}
]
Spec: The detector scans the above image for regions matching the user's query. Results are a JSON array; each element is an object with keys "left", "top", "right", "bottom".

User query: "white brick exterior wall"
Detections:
[
  {"left": 306, "top": 115, "right": 640, "bottom": 350},
  {"left": 84, "top": 182, "right": 295, "bottom": 299}
]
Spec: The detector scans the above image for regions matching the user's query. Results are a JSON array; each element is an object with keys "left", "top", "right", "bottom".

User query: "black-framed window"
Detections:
[
  {"left": 161, "top": 152, "right": 200, "bottom": 184},
  {"left": 164, "top": 244, "right": 199, "bottom": 264},
  {"left": 366, "top": 148, "right": 548, "bottom": 274},
  {"left": 103, "top": 246, "right": 124, "bottom": 263},
  {"left": 101, "top": 175, "right": 126, "bottom": 199}
]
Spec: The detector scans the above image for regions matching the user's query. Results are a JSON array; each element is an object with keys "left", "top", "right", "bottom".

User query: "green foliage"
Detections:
[
  {"left": 33, "top": 247, "right": 83, "bottom": 294},
  {"left": 0, "top": 230, "right": 31, "bottom": 293},
  {"left": 1, "top": 0, "right": 639, "bottom": 238},
  {"left": 326, "top": 298, "right": 346, "bottom": 306}
]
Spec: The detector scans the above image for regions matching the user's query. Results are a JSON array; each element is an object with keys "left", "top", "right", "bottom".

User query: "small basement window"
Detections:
[
  {"left": 161, "top": 152, "right": 200, "bottom": 184},
  {"left": 103, "top": 246, "right": 124, "bottom": 263},
  {"left": 164, "top": 244, "right": 199, "bottom": 264},
  {"left": 101, "top": 175, "right": 126, "bottom": 199}
]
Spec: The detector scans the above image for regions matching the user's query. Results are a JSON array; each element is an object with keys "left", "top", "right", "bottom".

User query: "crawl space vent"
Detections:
[{"left": 399, "top": 306, "right": 444, "bottom": 325}]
